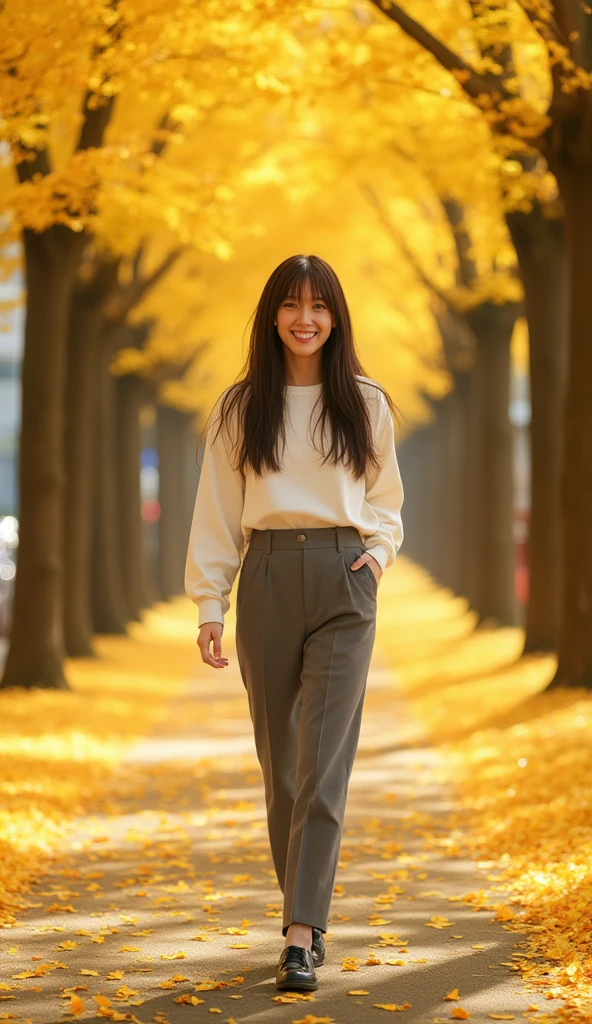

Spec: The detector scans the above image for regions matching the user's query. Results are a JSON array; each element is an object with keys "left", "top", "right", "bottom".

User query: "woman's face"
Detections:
[{"left": 275, "top": 280, "right": 335, "bottom": 358}]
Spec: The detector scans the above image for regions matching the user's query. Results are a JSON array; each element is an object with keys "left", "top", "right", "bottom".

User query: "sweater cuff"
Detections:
[
  {"left": 197, "top": 599, "right": 225, "bottom": 628},
  {"left": 364, "top": 544, "right": 390, "bottom": 571}
]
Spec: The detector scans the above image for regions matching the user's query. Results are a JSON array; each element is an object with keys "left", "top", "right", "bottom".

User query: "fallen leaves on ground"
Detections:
[
  {"left": 378, "top": 560, "right": 592, "bottom": 1022},
  {"left": 0, "top": 599, "right": 192, "bottom": 926}
]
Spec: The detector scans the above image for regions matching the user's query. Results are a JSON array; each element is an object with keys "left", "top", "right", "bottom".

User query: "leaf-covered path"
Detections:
[{"left": 0, "top": 587, "right": 562, "bottom": 1024}]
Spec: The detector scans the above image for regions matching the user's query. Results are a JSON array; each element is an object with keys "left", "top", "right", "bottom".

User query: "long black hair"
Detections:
[{"left": 196, "top": 254, "right": 401, "bottom": 481}]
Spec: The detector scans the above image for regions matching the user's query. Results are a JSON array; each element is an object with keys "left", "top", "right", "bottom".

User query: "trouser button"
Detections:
[{"left": 297, "top": 534, "right": 306, "bottom": 541}]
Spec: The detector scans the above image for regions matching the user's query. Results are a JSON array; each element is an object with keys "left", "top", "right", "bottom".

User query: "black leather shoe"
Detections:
[
  {"left": 311, "top": 927, "right": 325, "bottom": 967},
  {"left": 276, "top": 944, "right": 318, "bottom": 991}
]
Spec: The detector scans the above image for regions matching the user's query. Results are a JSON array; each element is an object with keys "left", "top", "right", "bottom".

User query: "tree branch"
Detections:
[
  {"left": 15, "top": 142, "right": 51, "bottom": 184},
  {"left": 440, "top": 199, "right": 478, "bottom": 289},
  {"left": 367, "top": 0, "right": 505, "bottom": 101},
  {"left": 552, "top": 0, "right": 584, "bottom": 61},
  {"left": 518, "top": 0, "right": 572, "bottom": 48},
  {"left": 358, "top": 178, "right": 456, "bottom": 313},
  {"left": 105, "top": 246, "right": 187, "bottom": 330}
]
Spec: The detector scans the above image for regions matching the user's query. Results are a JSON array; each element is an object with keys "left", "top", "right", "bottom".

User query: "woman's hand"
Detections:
[
  {"left": 198, "top": 622, "right": 229, "bottom": 668},
  {"left": 351, "top": 552, "right": 383, "bottom": 584}
]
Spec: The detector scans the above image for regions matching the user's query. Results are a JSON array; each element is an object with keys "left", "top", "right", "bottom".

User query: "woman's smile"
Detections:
[{"left": 292, "top": 330, "right": 317, "bottom": 342}]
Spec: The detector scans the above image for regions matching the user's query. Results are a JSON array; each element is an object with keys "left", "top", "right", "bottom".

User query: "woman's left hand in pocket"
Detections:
[{"left": 351, "top": 552, "right": 383, "bottom": 584}]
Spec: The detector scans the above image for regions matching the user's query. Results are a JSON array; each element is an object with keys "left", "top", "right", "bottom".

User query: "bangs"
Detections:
[{"left": 283, "top": 264, "right": 333, "bottom": 309}]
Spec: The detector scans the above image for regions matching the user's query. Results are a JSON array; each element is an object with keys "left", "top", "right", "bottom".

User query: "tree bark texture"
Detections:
[
  {"left": 507, "top": 205, "right": 568, "bottom": 652},
  {"left": 63, "top": 287, "right": 104, "bottom": 657},
  {"left": 465, "top": 304, "right": 517, "bottom": 626},
  {"left": 1, "top": 227, "right": 83, "bottom": 689},
  {"left": 549, "top": 162, "right": 592, "bottom": 688},
  {"left": 91, "top": 339, "right": 132, "bottom": 635}
]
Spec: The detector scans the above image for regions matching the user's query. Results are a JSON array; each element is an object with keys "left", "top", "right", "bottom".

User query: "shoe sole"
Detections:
[{"left": 275, "top": 978, "right": 318, "bottom": 991}]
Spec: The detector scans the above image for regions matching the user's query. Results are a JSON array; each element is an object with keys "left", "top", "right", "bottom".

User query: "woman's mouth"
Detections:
[{"left": 292, "top": 331, "right": 317, "bottom": 342}]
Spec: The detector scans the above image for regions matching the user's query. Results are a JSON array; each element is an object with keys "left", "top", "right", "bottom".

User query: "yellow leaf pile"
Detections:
[
  {"left": 377, "top": 560, "right": 592, "bottom": 1021},
  {"left": 0, "top": 600, "right": 193, "bottom": 925}
]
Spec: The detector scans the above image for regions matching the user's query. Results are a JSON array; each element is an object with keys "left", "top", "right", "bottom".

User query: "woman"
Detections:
[{"left": 185, "top": 254, "right": 404, "bottom": 992}]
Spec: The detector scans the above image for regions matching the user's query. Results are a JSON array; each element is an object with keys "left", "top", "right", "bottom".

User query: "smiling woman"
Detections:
[{"left": 185, "top": 252, "right": 405, "bottom": 991}]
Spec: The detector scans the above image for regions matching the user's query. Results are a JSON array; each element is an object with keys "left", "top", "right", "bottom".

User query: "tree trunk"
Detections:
[
  {"left": 63, "top": 289, "right": 103, "bottom": 657},
  {"left": 436, "top": 383, "right": 466, "bottom": 595},
  {"left": 459, "top": 363, "right": 481, "bottom": 607},
  {"left": 415, "top": 418, "right": 438, "bottom": 579},
  {"left": 465, "top": 304, "right": 517, "bottom": 626},
  {"left": 1, "top": 227, "right": 83, "bottom": 690},
  {"left": 506, "top": 205, "right": 568, "bottom": 652},
  {"left": 549, "top": 163, "right": 592, "bottom": 689},
  {"left": 117, "top": 374, "right": 145, "bottom": 621},
  {"left": 449, "top": 370, "right": 473, "bottom": 599},
  {"left": 157, "top": 405, "right": 190, "bottom": 599},
  {"left": 401, "top": 423, "right": 430, "bottom": 568},
  {"left": 91, "top": 339, "right": 132, "bottom": 634}
]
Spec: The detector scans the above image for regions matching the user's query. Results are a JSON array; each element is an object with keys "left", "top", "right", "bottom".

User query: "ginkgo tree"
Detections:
[
  {"left": 359, "top": 0, "right": 592, "bottom": 686},
  {"left": 0, "top": 0, "right": 331, "bottom": 690}
]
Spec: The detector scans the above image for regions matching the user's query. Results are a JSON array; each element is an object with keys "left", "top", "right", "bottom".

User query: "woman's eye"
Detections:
[{"left": 281, "top": 301, "right": 326, "bottom": 309}]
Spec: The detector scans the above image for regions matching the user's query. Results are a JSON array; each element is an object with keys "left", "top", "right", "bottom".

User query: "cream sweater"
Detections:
[{"left": 185, "top": 375, "right": 404, "bottom": 627}]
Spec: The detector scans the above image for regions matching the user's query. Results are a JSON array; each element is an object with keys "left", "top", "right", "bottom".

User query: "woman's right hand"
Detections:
[{"left": 197, "top": 622, "right": 228, "bottom": 669}]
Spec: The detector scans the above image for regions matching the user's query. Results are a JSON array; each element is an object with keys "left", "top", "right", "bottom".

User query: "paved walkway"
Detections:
[{"left": 1, "top": 635, "right": 561, "bottom": 1023}]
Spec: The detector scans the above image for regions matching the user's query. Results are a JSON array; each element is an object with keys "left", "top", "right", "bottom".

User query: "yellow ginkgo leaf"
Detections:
[
  {"left": 291, "top": 1017, "right": 334, "bottom": 1024},
  {"left": 272, "top": 993, "right": 314, "bottom": 1004},
  {"left": 69, "top": 995, "right": 85, "bottom": 1016},
  {"left": 451, "top": 1009, "right": 470, "bottom": 1020},
  {"left": 445, "top": 989, "right": 460, "bottom": 1000}
]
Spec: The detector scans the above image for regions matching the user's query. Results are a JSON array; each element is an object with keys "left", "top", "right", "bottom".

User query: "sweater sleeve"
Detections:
[
  {"left": 184, "top": 393, "right": 246, "bottom": 628},
  {"left": 362, "top": 392, "right": 405, "bottom": 572}
]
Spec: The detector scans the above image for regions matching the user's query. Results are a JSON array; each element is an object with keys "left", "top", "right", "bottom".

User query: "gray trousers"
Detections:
[{"left": 235, "top": 525, "right": 377, "bottom": 936}]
